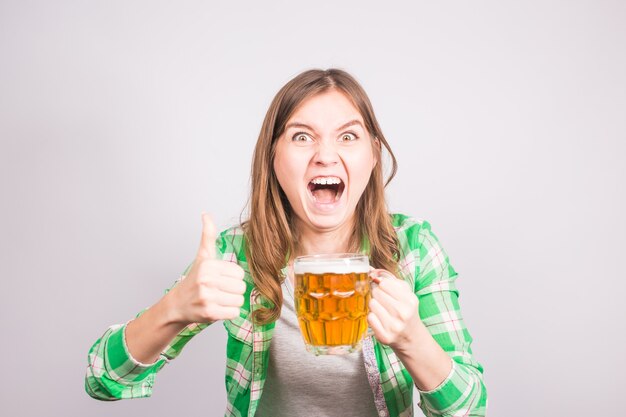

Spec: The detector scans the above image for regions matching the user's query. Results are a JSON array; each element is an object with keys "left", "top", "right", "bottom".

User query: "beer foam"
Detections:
[{"left": 294, "top": 261, "right": 370, "bottom": 275}]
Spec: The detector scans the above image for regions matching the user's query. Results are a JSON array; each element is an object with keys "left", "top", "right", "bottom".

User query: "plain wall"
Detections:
[{"left": 1, "top": 1, "right": 625, "bottom": 416}]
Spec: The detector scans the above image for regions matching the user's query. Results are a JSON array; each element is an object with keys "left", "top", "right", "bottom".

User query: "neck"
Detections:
[{"left": 293, "top": 216, "right": 356, "bottom": 258}]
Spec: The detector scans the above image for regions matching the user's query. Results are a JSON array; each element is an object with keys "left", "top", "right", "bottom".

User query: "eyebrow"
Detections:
[{"left": 284, "top": 119, "right": 364, "bottom": 133}]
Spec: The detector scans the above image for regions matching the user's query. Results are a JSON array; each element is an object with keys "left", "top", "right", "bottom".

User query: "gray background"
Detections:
[{"left": 1, "top": 1, "right": 624, "bottom": 416}]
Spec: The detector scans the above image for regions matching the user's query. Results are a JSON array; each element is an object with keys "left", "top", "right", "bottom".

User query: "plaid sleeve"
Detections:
[
  {"left": 85, "top": 323, "right": 168, "bottom": 400},
  {"left": 411, "top": 221, "right": 487, "bottom": 416},
  {"left": 85, "top": 229, "right": 230, "bottom": 400}
]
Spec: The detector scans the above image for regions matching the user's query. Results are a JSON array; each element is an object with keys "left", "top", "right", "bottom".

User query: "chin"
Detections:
[{"left": 301, "top": 208, "right": 351, "bottom": 232}]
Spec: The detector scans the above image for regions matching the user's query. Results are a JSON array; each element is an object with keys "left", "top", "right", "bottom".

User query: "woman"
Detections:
[{"left": 85, "top": 69, "right": 487, "bottom": 416}]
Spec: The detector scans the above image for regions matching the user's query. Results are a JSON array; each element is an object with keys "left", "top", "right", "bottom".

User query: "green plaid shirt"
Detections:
[{"left": 85, "top": 213, "right": 487, "bottom": 416}]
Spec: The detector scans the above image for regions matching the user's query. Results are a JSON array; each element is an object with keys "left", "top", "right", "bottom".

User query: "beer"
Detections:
[{"left": 293, "top": 254, "right": 371, "bottom": 355}]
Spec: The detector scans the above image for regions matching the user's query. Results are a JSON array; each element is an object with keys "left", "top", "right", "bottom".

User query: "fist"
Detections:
[
  {"left": 166, "top": 213, "right": 246, "bottom": 324},
  {"left": 367, "top": 269, "right": 422, "bottom": 349}
]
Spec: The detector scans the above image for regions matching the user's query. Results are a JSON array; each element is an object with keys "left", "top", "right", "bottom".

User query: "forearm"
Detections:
[
  {"left": 85, "top": 321, "right": 171, "bottom": 401},
  {"left": 85, "top": 284, "right": 212, "bottom": 401},
  {"left": 411, "top": 288, "right": 486, "bottom": 415},
  {"left": 125, "top": 292, "right": 187, "bottom": 364},
  {"left": 392, "top": 316, "right": 486, "bottom": 416}
]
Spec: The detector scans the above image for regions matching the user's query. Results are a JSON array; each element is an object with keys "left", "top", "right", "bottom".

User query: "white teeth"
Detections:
[{"left": 310, "top": 176, "right": 342, "bottom": 185}]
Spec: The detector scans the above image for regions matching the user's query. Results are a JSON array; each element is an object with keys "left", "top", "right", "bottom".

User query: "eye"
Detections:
[
  {"left": 291, "top": 132, "right": 313, "bottom": 142},
  {"left": 340, "top": 132, "right": 358, "bottom": 142}
]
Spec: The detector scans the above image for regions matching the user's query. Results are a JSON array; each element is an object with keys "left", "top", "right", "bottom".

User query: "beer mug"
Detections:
[{"left": 293, "top": 253, "right": 373, "bottom": 355}]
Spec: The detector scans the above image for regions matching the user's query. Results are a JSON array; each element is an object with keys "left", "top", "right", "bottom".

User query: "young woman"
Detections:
[{"left": 85, "top": 69, "right": 487, "bottom": 417}]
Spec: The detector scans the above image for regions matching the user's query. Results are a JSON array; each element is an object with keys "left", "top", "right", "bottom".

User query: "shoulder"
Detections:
[
  {"left": 390, "top": 212, "right": 452, "bottom": 266},
  {"left": 390, "top": 212, "right": 433, "bottom": 244},
  {"left": 391, "top": 212, "right": 458, "bottom": 289}
]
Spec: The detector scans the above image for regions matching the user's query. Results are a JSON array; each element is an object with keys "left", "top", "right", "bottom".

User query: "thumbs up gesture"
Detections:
[{"left": 165, "top": 213, "right": 246, "bottom": 324}]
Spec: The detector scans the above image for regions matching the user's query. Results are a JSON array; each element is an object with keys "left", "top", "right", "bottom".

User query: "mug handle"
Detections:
[{"left": 366, "top": 268, "right": 394, "bottom": 337}]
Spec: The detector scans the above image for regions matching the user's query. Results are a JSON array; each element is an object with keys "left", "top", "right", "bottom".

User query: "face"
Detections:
[{"left": 273, "top": 89, "right": 378, "bottom": 232}]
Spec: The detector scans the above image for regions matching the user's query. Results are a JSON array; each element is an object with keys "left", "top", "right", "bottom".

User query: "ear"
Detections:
[{"left": 372, "top": 136, "right": 381, "bottom": 169}]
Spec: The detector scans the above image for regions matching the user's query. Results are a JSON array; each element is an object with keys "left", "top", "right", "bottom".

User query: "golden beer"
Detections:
[{"left": 293, "top": 254, "right": 371, "bottom": 355}]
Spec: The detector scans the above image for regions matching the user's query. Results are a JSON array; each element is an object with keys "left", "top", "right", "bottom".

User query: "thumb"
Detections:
[{"left": 197, "top": 212, "right": 217, "bottom": 260}]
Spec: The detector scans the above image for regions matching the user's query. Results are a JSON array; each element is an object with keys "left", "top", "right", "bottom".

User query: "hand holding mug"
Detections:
[{"left": 367, "top": 269, "right": 422, "bottom": 350}]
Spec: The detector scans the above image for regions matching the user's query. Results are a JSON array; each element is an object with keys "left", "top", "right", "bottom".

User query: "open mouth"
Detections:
[{"left": 307, "top": 176, "right": 345, "bottom": 204}]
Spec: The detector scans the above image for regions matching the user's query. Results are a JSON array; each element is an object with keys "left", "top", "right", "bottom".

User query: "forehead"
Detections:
[{"left": 287, "top": 89, "right": 363, "bottom": 125}]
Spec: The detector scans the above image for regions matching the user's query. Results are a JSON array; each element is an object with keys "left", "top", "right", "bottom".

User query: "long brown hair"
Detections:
[{"left": 243, "top": 68, "right": 400, "bottom": 325}]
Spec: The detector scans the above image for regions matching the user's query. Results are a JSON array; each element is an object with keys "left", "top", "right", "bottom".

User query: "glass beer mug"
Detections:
[{"left": 293, "top": 253, "right": 373, "bottom": 355}]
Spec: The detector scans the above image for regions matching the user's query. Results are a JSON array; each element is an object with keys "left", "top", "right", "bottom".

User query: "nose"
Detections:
[{"left": 312, "top": 140, "right": 339, "bottom": 166}]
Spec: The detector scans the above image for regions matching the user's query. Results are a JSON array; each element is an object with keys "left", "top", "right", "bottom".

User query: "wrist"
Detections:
[
  {"left": 389, "top": 320, "right": 454, "bottom": 392},
  {"left": 155, "top": 291, "right": 188, "bottom": 330},
  {"left": 391, "top": 319, "right": 430, "bottom": 356}
]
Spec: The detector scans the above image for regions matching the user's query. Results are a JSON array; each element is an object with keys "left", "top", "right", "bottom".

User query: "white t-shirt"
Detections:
[{"left": 255, "top": 277, "right": 379, "bottom": 417}]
